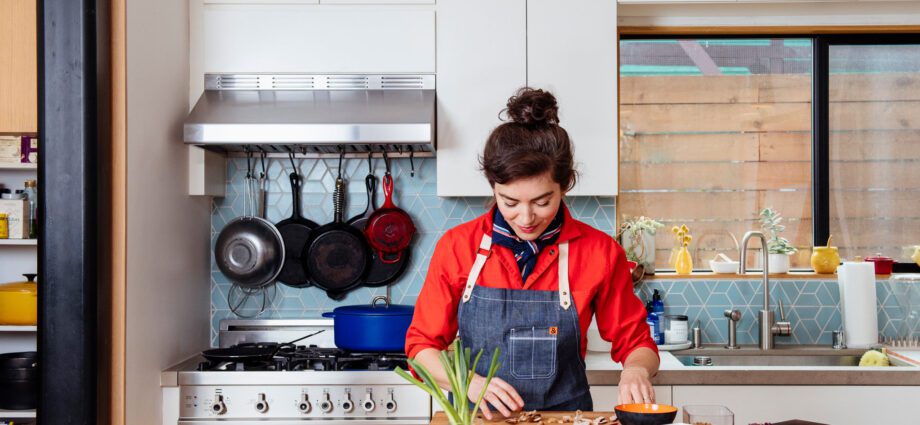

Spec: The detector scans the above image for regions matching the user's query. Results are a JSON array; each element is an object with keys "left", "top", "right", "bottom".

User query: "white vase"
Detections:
[
  {"left": 768, "top": 253, "right": 790, "bottom": 274},
  {"left": 622, "top": 229, "right": 657, "bottom": 274}
]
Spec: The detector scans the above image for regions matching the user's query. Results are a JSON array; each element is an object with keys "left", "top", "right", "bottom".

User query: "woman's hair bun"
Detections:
[{"left": 505, "top": 87, "right": 559, "bottom": 126}]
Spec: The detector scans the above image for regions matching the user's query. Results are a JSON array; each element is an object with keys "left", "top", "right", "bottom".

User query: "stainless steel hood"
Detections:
[{"left": 184, "top": 74, "right": 435, "bottom": 153}]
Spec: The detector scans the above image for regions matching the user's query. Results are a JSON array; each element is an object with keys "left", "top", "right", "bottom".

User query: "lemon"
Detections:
[{"left": 859, "top": 350, "right": 889, "bottom": 367}]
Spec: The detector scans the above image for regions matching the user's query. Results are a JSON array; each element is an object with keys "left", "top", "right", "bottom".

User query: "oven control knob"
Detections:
[
  {"left": 362, "top": 391, "right": 376, "bottom": 412},
  {"left": 299, "top": 395, "right": 312, "bottom": 413},
  {"left": 211, "top": 395, "right": 227, "bottom": 415},
  {"left": 255, "top": 393, "right": 269, "bottom": 414},
  {"left": 341, "top": 393, "right": 354, "bottom": 413},
  {"left": 320, "top": 393, "right": 334, "bottom": 413},
  {"left": 385, "top": 399, "right": 397, "bottom": 413}
]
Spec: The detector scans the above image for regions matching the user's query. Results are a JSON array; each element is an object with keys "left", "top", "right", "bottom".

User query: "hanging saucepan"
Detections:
[
  {"left": 347, "top": 154, "right": 410, "bottom": 287},
  {"left": 364, "top": 169, "right": 416, "bottom": 264},
  {"left": 214, "top": 152, "right": 285, "bottom": 289},
  {"left": 301, "top": 152, "right": 371, "bottom": 300},
  {"left": 321, "top": 296, "right": 414, "bottom": 352},
  {"left": 276, "top": 152, "right": 319, "bottom": 288}
]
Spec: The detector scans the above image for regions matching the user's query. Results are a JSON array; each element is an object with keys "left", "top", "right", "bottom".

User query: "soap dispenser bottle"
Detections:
[
  {"left": 646, "top": 300, "right": 663, "bottom": 345},
  {"left": 651, "top": 290, "right": 665, "bottom": 344}
]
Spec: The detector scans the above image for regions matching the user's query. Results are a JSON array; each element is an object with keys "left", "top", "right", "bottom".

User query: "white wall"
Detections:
[
  {"left": 619, "top": 1, "right": 920, "bottom": 27},
  {"left": 126, "top": 0, "right": 212, "bottom": 423}
]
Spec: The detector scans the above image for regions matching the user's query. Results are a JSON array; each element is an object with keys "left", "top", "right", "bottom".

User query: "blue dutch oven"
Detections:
[{"left": 322, "top": 296, "right": 415, "bottom": 352}]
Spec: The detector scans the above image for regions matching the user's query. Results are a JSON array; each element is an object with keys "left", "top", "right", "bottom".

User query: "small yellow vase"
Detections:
[
  {"left": 912, "top": 246, "right": 920, "bottom": 267},
  {"left": 675, "top": 246, "right": 693, "bottom": 275},
  {"left": 811, "top": 246, "right": 840, "bottom": 274}
]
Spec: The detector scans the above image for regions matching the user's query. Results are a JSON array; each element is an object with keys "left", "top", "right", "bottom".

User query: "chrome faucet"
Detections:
[
  {"left": 739, "top": 231, "right": 792, "bottom": 349},
  {"left": 724, "top": 309, "right": 741, "bottom": 349}
]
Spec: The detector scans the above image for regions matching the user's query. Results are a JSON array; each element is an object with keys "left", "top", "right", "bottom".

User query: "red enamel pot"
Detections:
[{"left": 364, "top": 172, "right": 416, "bottom": 264}]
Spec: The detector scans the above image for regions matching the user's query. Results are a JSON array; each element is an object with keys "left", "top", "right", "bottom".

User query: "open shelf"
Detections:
[
  {"left": 0, "top": 239, "right": 36, "bottom": 246},
  {"left": 0, "top": 408, "right": 35, "bottom": 418},
  {"left": 0, "top": 326, "right": 36, "bottom": 332},
  {"left": 0, "top": 163, "right": 36, "bottom": 170}
]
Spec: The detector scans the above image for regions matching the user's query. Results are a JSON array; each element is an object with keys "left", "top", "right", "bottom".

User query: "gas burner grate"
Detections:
[{"left": 197, "top": 345, "right": 408, "bottom": 371}]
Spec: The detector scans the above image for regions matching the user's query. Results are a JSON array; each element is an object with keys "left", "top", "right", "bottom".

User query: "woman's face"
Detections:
[{"left": 493, "top": 172, "right": 564, "bottom": 241}]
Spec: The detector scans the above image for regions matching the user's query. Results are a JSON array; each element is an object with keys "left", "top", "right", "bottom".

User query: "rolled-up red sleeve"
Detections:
[
  {"left": 405, "top": 230, "right": 465, "bottom": 359},
  {"left": 595, "top": 241, "right": 659, "bottom": 364}
]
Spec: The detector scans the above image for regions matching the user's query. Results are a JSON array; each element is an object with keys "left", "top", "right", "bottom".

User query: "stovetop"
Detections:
[{"left": 196, "top": 345, "right": 409, "bottom": 372}]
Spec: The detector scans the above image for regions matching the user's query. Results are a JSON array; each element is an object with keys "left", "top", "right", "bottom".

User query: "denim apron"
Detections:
[{"left": 457, "top": 234, "right": 593, "bottom": 411}]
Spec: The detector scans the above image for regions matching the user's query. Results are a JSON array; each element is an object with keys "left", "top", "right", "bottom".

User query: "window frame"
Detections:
[{"left": 618, "top": 32, "right": 920, "bottom": 272}]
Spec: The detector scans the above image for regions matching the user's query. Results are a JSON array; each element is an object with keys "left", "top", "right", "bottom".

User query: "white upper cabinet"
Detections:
[
  {"left": 190, "top": 3, "right": 435, "bottom": 101},
  {"left": 436, "top": 0, "right": 618, "bottom": 196},
  {"left": 528, "top": 0, "right": 618, "bottom": 197},
  {"left": 435, "top": 0, "right": 527, "bottom": 196}
]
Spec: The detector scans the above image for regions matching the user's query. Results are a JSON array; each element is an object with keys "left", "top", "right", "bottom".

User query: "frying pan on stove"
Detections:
[
  {"left": 301, "top": 153, "right": 371, "bottom": 300},
  {"left": 347, "top": 155, "right": 410, "bottom": 287},
  {"left": 276, "top": 153, "right": 319, "bottom": 288},
  {"left": 202, "top": 330, "right": 325, "bottom": 362}
]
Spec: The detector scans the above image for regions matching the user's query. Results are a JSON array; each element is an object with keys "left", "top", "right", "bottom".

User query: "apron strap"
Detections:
[
  {"left": 462, "top": 234, "right": 492, "bottom": 303},
  {"left": 558, "top": 241, "right": 571, "bottom": 310}
]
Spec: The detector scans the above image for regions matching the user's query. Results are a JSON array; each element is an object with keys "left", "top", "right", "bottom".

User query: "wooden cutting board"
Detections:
[{"left": 430, "top": 411, "right": 619, "bottom": 425}]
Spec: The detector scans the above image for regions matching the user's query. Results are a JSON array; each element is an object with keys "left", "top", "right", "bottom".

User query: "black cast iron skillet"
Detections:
[
  {"left": 201, "top": 330, "right": 325, "bottom": 362},
  {"left": 301, "top": 152, "right": 371, "bottom": 300},
  {"left": 276, "top": 154, "right": 320, "bottom": 288}
]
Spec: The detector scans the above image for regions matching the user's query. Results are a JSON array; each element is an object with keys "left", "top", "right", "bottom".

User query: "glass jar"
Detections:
[
  {"left": 682, "top": 404, "right": 734, "bottom": 425},
  {"left": 0, "top": 213, "right": 8, "bottom": 239},
  {"left": 663, "top": 314, "right": 689, "bottom": 344}
]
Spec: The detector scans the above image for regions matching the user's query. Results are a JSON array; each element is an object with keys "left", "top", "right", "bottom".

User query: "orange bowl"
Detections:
[{"left": 614, "top": 403, "right": 678, "bottom": 425}]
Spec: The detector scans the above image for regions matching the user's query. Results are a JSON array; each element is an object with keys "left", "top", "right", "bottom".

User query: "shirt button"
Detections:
[{"left": 550, "top": 250, "right": 556, "bottom": 255}]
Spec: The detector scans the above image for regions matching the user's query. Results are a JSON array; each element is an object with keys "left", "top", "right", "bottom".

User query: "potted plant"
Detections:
[
  {"left": 618, "top": 216, "right": 664, "bottom": 275},
  {"left": 395, "top": 339, "right": 501, "bottom": 425},
  {"left": 759, "top": 207, "right": 797, "bottom": 274}
]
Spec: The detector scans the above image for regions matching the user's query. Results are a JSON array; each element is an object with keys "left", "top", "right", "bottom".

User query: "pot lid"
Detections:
[
  {"left": 0, "top": 274, "right": 37, "bottom": 293},
  {"left": 332, "top": 296, "right": 414, "bottom": 317},
  {"left": 866, "top": 253, "right": 894, "bottom": 262}
]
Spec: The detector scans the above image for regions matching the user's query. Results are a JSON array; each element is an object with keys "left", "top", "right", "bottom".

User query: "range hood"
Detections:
[{"left": 184, "top": 74, "right": 435, "bottom": 153}]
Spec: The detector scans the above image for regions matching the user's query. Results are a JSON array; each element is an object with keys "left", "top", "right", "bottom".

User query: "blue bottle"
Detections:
[
  {"left": 646, "top": 301, "right": 663, "bottom": 345},
  {"left": 651, "top": 290, "right": 665, "bottom": 344}
]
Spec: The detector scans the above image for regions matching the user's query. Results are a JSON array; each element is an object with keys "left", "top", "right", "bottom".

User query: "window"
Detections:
[
  {"left": 828, "top": 43, "right": 920, "bottom": 264},
  {"left": 619, "top": 35, "right": 920, "bottom": 272}
]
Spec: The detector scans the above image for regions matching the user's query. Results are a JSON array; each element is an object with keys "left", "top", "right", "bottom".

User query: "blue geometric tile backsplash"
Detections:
[{"left": 210, "top": 157, "right": 903, "bottom": 348}]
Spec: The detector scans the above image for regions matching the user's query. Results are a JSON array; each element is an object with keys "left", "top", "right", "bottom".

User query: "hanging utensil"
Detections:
[
  {"left": 347, "top": 152, "right": 410, "bottom": 287},
  {"left": 301, "top": 149, "right": 371, "bottom": 300},
  {"left": 214, "top": 150, "right": 286, "bottom": 289},
  {"left": 276, "top": 151, "right": 320, "bottom": 288},
  {"left": 227, "top": 282, "right": 276, "bottom": 319},
  {"left": 364, "top": 153, "right": 416, "bottom": 264}
]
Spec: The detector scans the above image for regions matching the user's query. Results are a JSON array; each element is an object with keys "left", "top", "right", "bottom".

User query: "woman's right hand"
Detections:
[{"left": 467, "top": 375, "right": 525, "bottom": 419}]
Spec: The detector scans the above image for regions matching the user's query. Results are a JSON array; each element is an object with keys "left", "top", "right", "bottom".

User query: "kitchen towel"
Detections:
[{"left": 837, "top": 261, "right": 878, "bottom": 348}]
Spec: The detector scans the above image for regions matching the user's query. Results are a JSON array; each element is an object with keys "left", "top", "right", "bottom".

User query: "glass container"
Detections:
[{"left": 682, "top": 404, "right": 734, "bottom": 425}]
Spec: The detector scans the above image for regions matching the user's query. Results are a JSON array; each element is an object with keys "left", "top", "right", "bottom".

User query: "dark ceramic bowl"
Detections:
[{"left": 615, "top": 403, "right": 679, "bottom": 425}]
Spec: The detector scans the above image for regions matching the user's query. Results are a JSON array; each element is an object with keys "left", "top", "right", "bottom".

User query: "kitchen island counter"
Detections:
[{"left": 585, "top": 346, "right": 920, "bottom": 386}]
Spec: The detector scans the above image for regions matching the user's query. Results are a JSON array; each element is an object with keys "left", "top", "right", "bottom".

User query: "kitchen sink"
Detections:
[{"left": 675, "top": 354, "right": 901, "bottom": 367}]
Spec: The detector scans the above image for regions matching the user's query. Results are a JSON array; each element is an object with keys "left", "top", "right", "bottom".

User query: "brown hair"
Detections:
[{"left": 479, "top": 87, "right": 577, "bottom": 191}]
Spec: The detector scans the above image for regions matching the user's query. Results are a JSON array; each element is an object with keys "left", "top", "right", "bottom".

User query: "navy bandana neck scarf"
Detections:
[{"left": 491, "top": 205, "right": 565, "bottom": 282}]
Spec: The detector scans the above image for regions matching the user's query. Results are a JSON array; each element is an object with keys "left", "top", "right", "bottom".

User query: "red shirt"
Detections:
[{"left": 405, "top": 206, "right": 658, "bottom": 364}]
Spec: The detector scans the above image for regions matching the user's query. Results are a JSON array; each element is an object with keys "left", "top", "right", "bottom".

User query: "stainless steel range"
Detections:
[{"left": 164, "top": 319, "right": 432, "bottom": 425}]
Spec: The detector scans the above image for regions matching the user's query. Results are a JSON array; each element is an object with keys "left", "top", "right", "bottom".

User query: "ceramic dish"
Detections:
[
  {"left": 615, "top": 403, "right": 678, "bottom": 425},
  {"left": 709, "top": 259, "right": 740, "bottom": 274}
]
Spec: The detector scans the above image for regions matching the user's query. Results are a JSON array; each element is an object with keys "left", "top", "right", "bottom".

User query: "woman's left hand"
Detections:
[{"left": 618, "top": 367, "right": 655, "bottom": 404}]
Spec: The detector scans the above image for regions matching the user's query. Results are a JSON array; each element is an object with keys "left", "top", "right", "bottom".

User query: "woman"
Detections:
[{"left": 405, "top": 88, "right": 659, "bottom": 418}]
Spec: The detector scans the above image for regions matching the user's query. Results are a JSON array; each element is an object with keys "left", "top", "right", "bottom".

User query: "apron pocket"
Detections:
[{"left": 509, "top": 326, "right": 557, "bottom": 379}]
